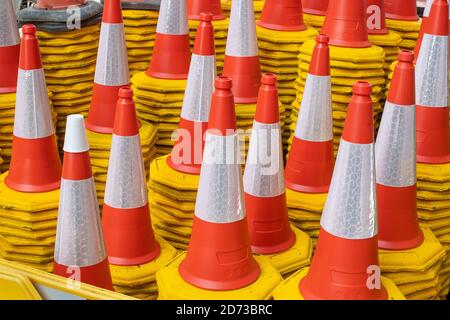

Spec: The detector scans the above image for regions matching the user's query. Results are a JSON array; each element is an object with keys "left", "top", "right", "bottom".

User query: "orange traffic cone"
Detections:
[
  {"left": 0, "top": 0, "right": 20, "bottom": 94},
  {"left": 258, "top": 0, "right": 307, "bottom": 31},
  {"left": 146, "top": 0, "right": 191, "bottom": 79},
  {"left": 222, "top": 0, "right": 261, "bottom": 103},
  {"left": 302, "top": 0, "right": 328, "bottom": 16},
  {"left": 376, "top": 50, "right": 423, "bottom": 250},
  {"left": 54, "top": 114, "right": 113, "bottom": 291},
  {"left": 167, "top": 12, "right": 216, "bottom": 175},
  {"left": 285, "top": 34, "right": 334, "bottom": 193},
  {"left": 384, "top": 0, "right": 418, "bottom": 21},
  {"left": 5, "top": 24, "right": 62, "bottom": 193},
  {"left": 178, "top": 76, "right": 260, "bottom": 290},
  {"left": 35, "top": 0, "right": 86, "bottom": 8},
  {"left": 86, "top": 0, "right": 129, "bottom": 134},
  {"left": 415, "top": 0, "right": 450, "bottom": 164},
  {"left": 299, "top": 82, "right": 388, "bottom": 300},
  {"left": 187, "top": 0, "right": 225, "bottom": 20},
  {"left": 321, "top": 0, "right": 371, "bottom": 48},
  {"left": 365, "top": 0, "right": 389, "bottom": 35},
  {"left": 244, "top": 73, "right": 295, "bottom": 254},
  {"left": 102, "top": 87, "right": 161, "bottom": 266}
]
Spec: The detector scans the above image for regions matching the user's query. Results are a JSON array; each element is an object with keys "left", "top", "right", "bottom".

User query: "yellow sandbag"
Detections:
[
  {"left": 125, "top": 27, "right": 156, "bottom": 36},
  {"left": 0, "top": 93, "right": 15, "bottom": 108},
  {"left": 285, "top": 189, "right": 327, "bottom": 213},
  {"left": 150, "top": 200, "right": 193, "bottom": 220},
  {"left": 149, "top": 182, "right": 197, "bottom": 203},
  {"left": 47, "top": 81, "right": 93, "bottom": 93},
  {"left": 153, "top": 227, "right": 189, "bottom": 249},
  {"left": 298, "top": 53, "right": 384, "bottom": 69},
  {"left": 0, "top": 208, "right": 57, "bottom": 223},
  {"left": 417, "top": 163, "right": 450, "bottom": 183},
  {"left": 150, "top": 188, "right": 195, "bottom": 211},
  {"left": 417, "top": 199, "right": 450, "bottom": 211},
  {"left": 0, "top": 235, "right": 53, "bottom": 256},
  {"left": 37, "top": 24, "right": 100, "bottom": 39},
  {"left": 303, "top": 13, "right": 325, "bottom": 27},
  {"left": 39, "top": 41, "right": 98, "bottom": 55},
  {"left": 398, "top": 39, "right": 417, "bottom": 49},
  {"left": 299, "top": 62, "right": 385, "bottom": 77},
  {"left": 298, "top": 72, "right": 386, "bottom": 86},
  {"left": 45, "top": 75, "right": 94, "bottom": 85},
  {"left": 38, "top": 34, "right": 99, "bottom": 47},
  {"left": 127, "top": 48, "right": 153, "bottom": 57},
  {"left": 1, "top": 234, "right": 54, "bottom": 246},
  {"left": 114, "top": 282, "right": 158, "bottom": 295},
  {"left": 258, "top": 40, "right": 301, "bottom": 53},
  {"left": 418, "top": 190, "right": 450, "bottom": 201},
  {"left": 45, "top": 64, "right": 96, "bottom": 78},
  {"left": 419, "top": 216, "right": 450, "bottom": 230},
  {"left": 152, "top": 209, "right": 193, "bottom": 228},
  {"left": 259, "top": 49, "right": 295, "bottom": 60},
  {"left": 406, "top": 286, "right": 439, "bottom": 300},
  {"left": 287, "top": 208, "right": 322, "bottom": 221},
  {"left": 383, "top": 261, "right": 441, "bottom": 285},
  {"left": 126, "top": 40, "right": 154, "bottom": 48},
  {"left": 256, "top": 25, "right": 318, "bottom": 44},
  {"left": 123, "top": 18, "right": 158, "bottom": 28},
  {"left": 0, "top": 245, "right": 54, "bottom": 265},
  {"left": 131, "top": 72, "right": 187, "bottom": 92},
  {"left": 398, "top": 277, "right": 439, "bottom": 296},
  {"left": 386, "top": 19, "right": 421, "bottom": 32},
  {"left": 0, "top": 215, "right": 56, "bottom": 232},
  {"left": 151, "top": 214, "right": 192, "bottom": 237},
  {"left": 368, "top": 31, "right": 402, "bottom": 47}
]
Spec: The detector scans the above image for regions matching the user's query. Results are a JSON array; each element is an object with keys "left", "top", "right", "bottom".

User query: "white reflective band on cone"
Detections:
[
  {"left": 244, "top": 122, "right": 285, "bottom": 197},
  {"left": 0, "top": 0, "right": 20, "bottom": 47},
  {"left": 55, "top": 177, "right": 107, "bottom": 267},
  {"left": 415, "top": 34, "right": 448, "bottom": 107},
  {"left": 225, "top": 0, "right": 258, "bottom": 57},
  {"left": 104, "top": 134, "right": 148, "bottom": 209},
  {"left": 375, "top": 102, "right": 416, "bottom": 187},
  {"left": 180, "top": 54, "right": 216, "bottom": 122},
  {"left": 321, "top": 140, "right": 378, "bottom": 239},
  {"left": 156, "top": 0, "right": 188, "bottom": 35},
  {"left": 14, "top": 69, "right": 54, "bottom": 139},
  {"left": 94, "top": 23, "right": 129, "bottom": 86},
  {"left": 295, "top": 74, "right": 333, "bottom": 142},
  {"left": 195, "top": 132, "right": 245, "bottom": 223}
]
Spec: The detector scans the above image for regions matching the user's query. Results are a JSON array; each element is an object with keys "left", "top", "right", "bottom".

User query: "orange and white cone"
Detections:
[
  {"left": 0, "top": 0, "right": 20, "bottom": 94},
  {"left": 376, "top": 50, "right": 423, "bottom": 250},
  {"left": 86, "top": 0, "right": 129, "bottom": 134},
  {"left": 102, "top": 87, "right": 161, "bottom": 266},
  {"left": 244, "top": 73, "right": 295, "bottom": 254},
  {"left": 54, "top": 114, "right": 114, "bottom": 291},
  {"left": 5, "top": 24, "right": 62, "bottom": 193},
  {"left": 167, "top": 12, "right": 216, "bottom": 174},
  {"left": 222, "top": 0, "right": 261, "bottom": 103},
  {"left": 299, "top": 82, "right": 388, "bottom": 300},
  {"left": 258, "top": 0, "right": 307, "bottom": 31},
  {"left": 145, "top": 0, "right": 191, "bottom": 79},
  {"left": 179, "top": 76, "right": 260, "bottom": 290},
  {"left": 285, "top": 34, "right": 334, "bottom": 193},
  {"left": 187, "top": 0, "right": 225, "bottom": 20},
  {"left": 415, "top": 0, "right": 450, "bottom": 164}
]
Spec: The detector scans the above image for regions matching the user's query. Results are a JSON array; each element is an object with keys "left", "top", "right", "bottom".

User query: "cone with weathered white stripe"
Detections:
[
  {"left": 102, "top": 87, "right": 160, "bottom": 266},
  {"left": 86, "top": 0, "right": 130, "bottom": 134},
  {"left": 167, "top": 12, "right": 216, "bottom": 174},
  {"left": 178, "top": 76, "right": 260, "bottom": 291},
  {"left": 299, "top": 82, "right": 388, "bottom": 300},
  {"left": 285, "top": 34, "right": 334, "bottom": 193},
  {"left": 244, "top": 73, "right": 295, "bottom": 254},
  {"left": 146, "top": 0, "right": 191, "bottom": 79},
  {"left": 415, "top": 0, "right": 450, "bottom": 164},
  {"left": 54, "top": 114, "right": 113, "bottom": 291},
  {"left": 222, "top": 0, "right": 261, "bottom": 103},
  {"left": 5, "top": 24, "right": 62, "bottom": 193},
  {"left": 376, "top": 50, "right": 423, "bottom": 250},
  {"left": 0, "top": 0, "right": 20, "bottom": 93}
]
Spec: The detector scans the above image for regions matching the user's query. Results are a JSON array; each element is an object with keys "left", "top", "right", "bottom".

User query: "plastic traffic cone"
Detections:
[
  {"left": 0, "top": 0, "right": 20, "bottom": 94},
  {"left": 5, "top": 24, "right": 62, "bottom": 193},
  {"left": 285, "top": 35, "right": 334, "bottom": 193},
  {"left": 258, "top": 0, "right": 307, "bottom": 31},
  {"left": 376, "top": 50, "right": 423, "bottom": 250},
  {"left": 415, "top": 0, "right": 450, "bottom": 164},
  {"left": 365, "top": 0, "right": 389, "bottom": 35},
  {"left": 299, "top": 82, "right": 388, "bottom": 300},
  {"left": 222, "top": 0, "right": 261, "bottom": 103},
  {"left": 244, "top": 74, "right": 295, "bottom": 254},
  {"left": 302, "top": 0, "right": 328, "bottom": 15},
  {"left": 102, "top": 87, "right": 161, "bottom": 266},
  {"left": 54, "top": 114, "right": 113, "bottom": 291},
  {"left": 86, "top": 0, "right": 129, "bottom": 134},
  {"left": 384, "top": 0, "right": 418, "bottom": 21},
  {"left": 321, "top": 0, "right": 371, "bottom": 48},
  {"left": 187, "top": 0, "right": 225, "bottom": 20},
  {"left": 178, "top": 76, "right": 260, "bottom": 290},
  {"left": 35, "top": 0, "right": 87, "bottom": 8},
  {"left": 167, "top": 12, "right": 216, "bottom": 175},
  {"left": 146, "top": 0, "right": 191, "bottom": 79}
]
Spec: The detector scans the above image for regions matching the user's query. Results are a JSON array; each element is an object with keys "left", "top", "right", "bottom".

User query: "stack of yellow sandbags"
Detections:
[
  {"left": 221, "top": 0, "right": 265, "bottom": 20},
  {"left": 122, "top": 9, "right": 158, "bottom": 76},
  {"left": 256, "top": 2, "right": 318, "bottom": 152},
  {"left": 301, "top": 0, "right": 328, "bottom": 31}
]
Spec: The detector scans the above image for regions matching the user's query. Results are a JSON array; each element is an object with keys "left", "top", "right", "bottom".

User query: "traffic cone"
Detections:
[
  {"left": 384, "top": 0, "right": 420, "bottom": 51},
  {"left": 285, "top": 34, "right": 334, "bottom": 246},
  {"left": 131, "top": 0, "right": 190, "bottom": 156},
  {"left": 365, "top": 0, "right": 402, "bottom": 76},
  {"left": 274, "top": 82, "right": 405, "bottom": 300},
  {"left": 302, "top": 0, "right": 328, "bottom": 31},
  {"left": 6, "top": 24, "right": 62, "bottom": 193},
  {"left": 156, "top": 76, "right": 282, "bottom": 299},
  {"left": 148, "top": 12, "right": 216, "bottom": 250},
  {"left": 291, "top": 0, "right": 385, "bottom": 158},
  {"left": 243, "top": 73, "right": 313, "bottom": 276},
  {"left": 256, "top": 0, "right": 317, "bottom": 153},
  {"left": 187, "top": 0, "right": 228, "bottom": 72},
  {"left": 102, "top": 87, "right": 177, "bottom": 300},
  {"left": 414, "top": 0, "right": 450, "bottom": 300},
  {"left": 18, "top": 0, "right": 103, "bottom": 151},
  {"left": 376, "top": 50, "right": 447, "bottom": 301},
  {"left": 53, "top": 114, "right": 113, "bottom": 291},
  {"left": 86, "top": 0, "right": 129, "bottom": 134},
  {"left": 221, "top": 0, "right": 265, "bottom": 21},
  {"left": 0, "top": 0, "right": 20, "bottom": 94}
]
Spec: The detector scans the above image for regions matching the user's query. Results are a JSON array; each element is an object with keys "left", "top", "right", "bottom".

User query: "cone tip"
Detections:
[
  {"left": 200, "top": 12, "right": 213, "bottom": 22},
  {"left": 215, "top": 76, "right": 232, "bottom": 90},
  {"left": 22, "top": 24, "right": 36, "bottom": 36},
  {"left": 353, "top": 81, "right": 372, "bottom": 96},
  {"left": 316, "top": 34, "right": 329, "bottom": 44},
  {"left": 261, "top": 73, "right": 277, "bottom": 86},
  {"left": 398, "top": 50, "right": 414, "bottom": 63},
  {"left": 118, "top": 86, "right": 133, "bottom": 99},
  {"left": 64, "top": 114, "right": 89, "bottom": 153}
]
